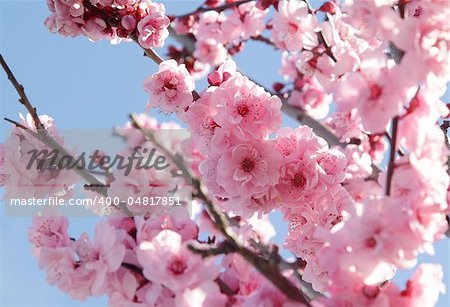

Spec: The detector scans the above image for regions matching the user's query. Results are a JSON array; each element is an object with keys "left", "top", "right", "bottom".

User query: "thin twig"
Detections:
[
  {"left": 251, "top": 35, "right": 277, "bottom": 49},
  {"left": 0, "top": 54, "right": 44, "bottom": 130},
  {"left": 175, "top": 0, "right": 254, "bottom": 19},
  {"left": 121, "top": 262, "right": 144, "bottom": 275}
]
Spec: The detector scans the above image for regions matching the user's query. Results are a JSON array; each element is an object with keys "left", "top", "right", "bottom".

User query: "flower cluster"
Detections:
[
  {"left": 45, "top": 0, "right": 170, "bottom": 48},
  {"left": 28, "top": 207, "right": 307, "bottom": 306},
  {"left": 143, "top": 60, "right": 195, "bottom": 113},
  {"left": 2, "top": 114, "right": 79, "bottom": 199},
  {"left": 172, "top": 1, "right": 269, "bottom": 77}
]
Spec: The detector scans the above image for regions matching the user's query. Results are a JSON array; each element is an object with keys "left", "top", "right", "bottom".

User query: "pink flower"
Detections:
[
  {"left": 174, "top": 281, "right": 228, "bottom": 307},
  {"left": 108, "top": 153, "right": 178, "bottom": 216},
  {"left": 325, "top": 110, "right": 364, "bottom": 142},
  {"left": 394, "top": 264, "right": 445, "bottom": 306},
  {"left": 333, "top": 52, "right": 414, "bottom": 133},
  {"left": 107, "top": 271, "right": 147, "bottom": 307},
  {"left": 288, "top": 78, "right": 332, "bottom": 120},
  {"left": 221, "top": 1, "right": 268, "bottom": 41},
  {"left": 271, "top": 0, "right": 319, "bottom": 52},
  {"left": 243, "top": 280, "right": 294, "bottom": 306},
  {"left": 2, "top": 114, "right": 79, "bottom": 200},
  {"left": 29, "top": 211, "right": 71, "bottom": 256},
  {"left": 181, "top": 88, "right": 220, "bottom": 155},
  {"left": 342, "top": 145, "right": 373, "bottom": 180},
  {"left": 216, "top": 140, "right": 282, "bottom": 199},
  {"left": 195, "top": 11, "right": 227, "bottom": 43},
  {"left": 276, "top": 157, "right": 321, "bottom": 206},
  {"left": 137, "top": 3, "right": 170, "bottom": 48},
  {"left": 143, "top": 60, "right": 195, "bottom": 113},
  {"left": 279, "top": 51, "right": 302, "bottom": 81},
  {"left": 83, "top": 17, "right": 108, "bottom": 42},
  {"left": 137, "top": 230, "right": 219, "bottom": 291},
  {"left": 194, "top": 39, "right": 228, "bottom": 66},
  {"left": 317, "top": 149, "right": 347, "bottom": 186},
  {"left": 38, "top": 247, "right": 82, "bottom": 298},
  {"left": 214, "top": 73, "right": 282, "bottom": 139},
  {"left": 74, "top": 220, "right": 126, "bottom": 296}
]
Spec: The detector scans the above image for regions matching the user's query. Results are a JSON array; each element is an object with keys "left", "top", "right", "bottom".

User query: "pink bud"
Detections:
[
  {"left": 208, "top": 71, "right": 222, "bottom": 86},
  {"left": 121, "top": 15, "right": 137, "bottom": 31}
]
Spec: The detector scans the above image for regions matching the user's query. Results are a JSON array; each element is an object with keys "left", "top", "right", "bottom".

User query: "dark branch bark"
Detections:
[
  {"left": 175, "top": 0, "right": 254, "bottom": 19},
  {"left": 385, "top": 117, "right": 399, "bottom": 196}
]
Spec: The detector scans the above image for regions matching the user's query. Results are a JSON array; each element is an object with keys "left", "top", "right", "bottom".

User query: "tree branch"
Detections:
[
  {"left": 175, "top": 0, "right": 254, "bottom": 19},
  {"left": 385, "top": 117, "right": 399, "bottom": 196},
  {"left": 0, "top": 54, "right": 44, "bottom": 130}
]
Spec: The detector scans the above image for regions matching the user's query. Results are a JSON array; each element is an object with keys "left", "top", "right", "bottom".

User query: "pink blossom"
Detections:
[
  {"left": 221, "top": 1, "right": 268, "bottom": 41},
  {"left": 393, "top": 264, "right": 445, "bottom": 306},
  {"left": 194, "top": 39, "right": 228, "bottom": 67},
  {"left": 143, "top": 59, "right": 195, "bottom": 113},
  {"left": 108, "top": 153, "right": 177, "bottom": 216},
  {"left": 28, "top": 211, "right": 71, "bottom": 256},
  {"left": 214, "top": 73, "right": 282, "bottom": 139},
  {"left": 74, "top": 220, "right": 126, "bottom": 296},
  {"left": 137, "top": 3, "right": 170, "bottom": 48},
  {"left": 342, "top": 145, "right": 373, "bottom": 180},
  {"left": 107, "top": 271, "right": 147, "bottom": 307},
  {"left": 325, "top": 110, "right": 364, "bottom": 142},
  {"left": 137, "top": 230, "right": 219, "bottom": 291},
  {"left": 279, "top": 51, "right": 302, "bottom": 81},
  {"left": 333, "top": 52, "right": 414, "bottom": 133},
  {"left": 174, "top": 281, "right": 228, "bottom": 307},
  {"left": 216, "top": 140, "right": 282, "bottom": 200},
  {"left": 195, "top": 11, "right": 227, "bottom": 43},
  {"left": 271, "top": 0, "right": 319, "bottom": 52},
  {"left": 288, "top": 78, "right": 332, "bottom": 120},
  {"left": 84, "top": 17, "right": 107, "bottom": 42},
  {"left": 3, "top": 114, "right": 79, "bottom": 200}
]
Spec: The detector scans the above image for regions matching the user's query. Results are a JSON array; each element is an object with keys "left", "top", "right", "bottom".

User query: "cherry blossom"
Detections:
[
  {"left": 143, "top": 59, "right": 195, "bottom": 113},
  {"left": 271, "top": 0, "right": 318, "bottom": 52}
]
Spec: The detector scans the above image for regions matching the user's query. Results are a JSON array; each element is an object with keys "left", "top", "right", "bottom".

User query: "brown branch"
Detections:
[
  {"left": 385, "top": 117, "right": 399, "bottom": 196},
  {"left": 251, "top": 35, "right": 277, "bottom": 49},
  {"left": 0, "top": 54, "right": 44, "bottom": 130},
  {"left": 175, "top": 0, "right": 254, "bottom": 19},
  {"left": 300, "top": 1, "right": 337, "bottom": 63},
  {"left": 121, "top": 262, "right": 144, "bottom": 275}
]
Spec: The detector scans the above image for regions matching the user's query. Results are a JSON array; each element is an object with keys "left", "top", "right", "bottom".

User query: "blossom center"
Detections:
[
  {"left": 237, "top": 103, "right": 250, "bottom": 116},
  {"left": 241, "top": 157, "right": 255, "bottom": 173},
  {"left": 287, "top": 22, "right": 299, "bottom": 34},
  {"left": 365, "top": 237, "right": 377, "bottom": 249},
  {"left": 169, "top": 258, "right": 187, "bottom": 275},
  {"left": 291, "top": 173, "right": 306, "bottom": 188},
  {"left": 369, "top": 84, "right": 382, "bottom": 100},
  {"left": 164, "top": 82, "right": 177, "bottom": 91}
]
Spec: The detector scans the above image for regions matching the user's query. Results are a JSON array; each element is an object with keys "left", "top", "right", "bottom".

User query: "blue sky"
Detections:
[{"left": 0, "top": 1, "right": 449, "bottom": 306}]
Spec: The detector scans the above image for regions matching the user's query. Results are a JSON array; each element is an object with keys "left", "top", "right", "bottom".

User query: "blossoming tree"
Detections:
[{"left": 1, "top": 0, "right": 449, "bottom": 306}]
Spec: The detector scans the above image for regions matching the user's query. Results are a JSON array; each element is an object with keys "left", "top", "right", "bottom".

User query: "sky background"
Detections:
[{"left": 0, "top": 0, "right": 449, "bottom": 306}]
